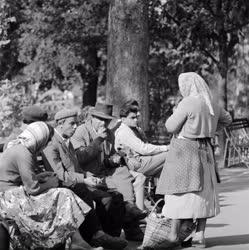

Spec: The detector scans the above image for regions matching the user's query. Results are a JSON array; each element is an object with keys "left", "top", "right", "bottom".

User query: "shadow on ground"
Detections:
[
  {"left": 218, "top": 168, "right": 249, "bottom": 193},
  {"left": 206, "top": 223, "right": 229, "bottom": 228},
  {"left": 207, "top": 234, "right": 249, "bottom": 247}
]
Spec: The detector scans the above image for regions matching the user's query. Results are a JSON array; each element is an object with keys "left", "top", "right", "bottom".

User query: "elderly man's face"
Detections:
[
  {"left": 61, "top": 116, "right": 77, "bottom": 138},
  {"left": 122, "top": 112, "right": 139, "bottom": 128},
  {"left": 92, "top": 116, "right": 110, "bottom": 131}
]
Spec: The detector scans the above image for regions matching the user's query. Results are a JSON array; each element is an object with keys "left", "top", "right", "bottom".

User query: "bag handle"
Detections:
[{"left": 150, "top": 198, "right": 164, "bottom": 214}]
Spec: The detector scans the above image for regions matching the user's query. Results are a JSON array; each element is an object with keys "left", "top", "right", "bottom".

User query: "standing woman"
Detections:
[
  {"left": 157, "top": 72, "right": 232, "bottom": 247},
  {"left": 0, "top": 122, "right": 93, "bottom": 250}
]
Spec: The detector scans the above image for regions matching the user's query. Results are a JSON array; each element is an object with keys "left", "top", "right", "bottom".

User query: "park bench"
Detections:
[{"left": 223, "top": 118, "right": 249, "bottom": 168}]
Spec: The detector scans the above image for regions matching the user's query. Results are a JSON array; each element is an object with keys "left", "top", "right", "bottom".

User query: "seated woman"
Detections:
[{"left": 0, "top": 121, "right": 102, "bottom": 250}]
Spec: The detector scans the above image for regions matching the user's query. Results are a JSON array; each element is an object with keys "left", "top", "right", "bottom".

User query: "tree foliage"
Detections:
[
  {"left": 228, "top": 26, "right": 249, "bottom": 117},
  {"left": 1, "top": 0, "right": 249, "bottom": 138},
  {"left": 19, "top": 0, "right": 108, "bottom": 90},
  {"left": 0, "top": 79, "right": 77, "bottom": 137},
  {"left": 0, "top": 0, "right": 23, "bottom": 79},
  {"left": 0, "top": 79, "right": 34, "bottom": 137},
  {"left": 0, "top": 0, "right": 108, "bottom": 106},
  {"left": 152, "top": 0, "right": 249, "bottom": 108}
]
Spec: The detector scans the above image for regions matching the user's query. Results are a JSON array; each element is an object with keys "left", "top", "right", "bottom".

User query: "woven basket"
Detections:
[{"left": 141, "top": 199, "right": 196, "bottom": 249}]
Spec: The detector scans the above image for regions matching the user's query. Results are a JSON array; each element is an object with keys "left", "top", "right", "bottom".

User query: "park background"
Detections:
[{"left": 1, "top": 0, "right": 249, "bottom": 143}]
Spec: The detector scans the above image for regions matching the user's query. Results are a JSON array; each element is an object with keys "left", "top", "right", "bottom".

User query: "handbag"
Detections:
[{"left": 141, "top": 199, "right": 196, "bottom": 249}]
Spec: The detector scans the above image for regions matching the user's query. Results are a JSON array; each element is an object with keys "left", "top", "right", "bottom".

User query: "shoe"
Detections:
[
  {"left": 181, "top": 237, "right": 192, "bottom": 248},
  {"left": 138, "top": 218, "right": 147, "bottom": 225},
  {"left": 192, "top": 237, "right": 206, "bottom": 248},
  {"left": 90, "top": 232, "right": 128, "bottom": 249},
  {"left": 125, "top": 226, "right": 144, "bottom": 241},
  {"left": 125, "top": 202, "right": 148, "bottom": 221}
]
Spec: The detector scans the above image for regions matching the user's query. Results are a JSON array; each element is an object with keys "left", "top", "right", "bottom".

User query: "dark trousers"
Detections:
[
  {"left": 71, "top": 183, "right": 101, "bottom": 243},
  {"left": 72, "top": 183, "right": 125, "bottom": 238},
  {"left": 0, "top": 223, "right": 9, "bottom": 250},
  {"left": 90, "top": 187, "right": 125, "bottom": 237},
  {"left": 51, "top": 243, "right": 66, "bottom": 250}
]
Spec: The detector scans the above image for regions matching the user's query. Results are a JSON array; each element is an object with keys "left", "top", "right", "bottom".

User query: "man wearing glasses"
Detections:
[{"left": 115, "top": 100, "right": 169, "bottom": 177}]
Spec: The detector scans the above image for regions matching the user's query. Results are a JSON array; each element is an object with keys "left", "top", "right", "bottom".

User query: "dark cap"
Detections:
[{"left": 22, "top": 105, "right": 48, "bottom": 124}]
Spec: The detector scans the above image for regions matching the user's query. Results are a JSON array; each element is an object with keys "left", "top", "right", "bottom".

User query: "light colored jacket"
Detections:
[
  {"left": 115, "top": 123, "right": 168, "bottom": 159},
  {"left": 166, "top": 96, "right": 232, "bottom": 138}
]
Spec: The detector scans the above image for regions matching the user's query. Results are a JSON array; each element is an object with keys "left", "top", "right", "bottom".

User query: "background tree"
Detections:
[
  {"left": 228, "top": 26, "right": 249, "bottom": 117},
  {"left": 18, "top": 0, "right": 109, "bottom": 106},
  {"left": 157, "top": 0, "right": 249, "bottom": 109},
  {"left": 1, "top": 0, "right": 249, "bottom": 142},
  {"left": 0, "top": 0, "right": 24, "bottom": 79},
  {"left": 106, "top": 0, "right": 149, "bottom": 130}
]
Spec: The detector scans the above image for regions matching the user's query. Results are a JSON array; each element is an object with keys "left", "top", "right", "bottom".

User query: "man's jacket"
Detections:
[
  {"left": 42, "top": 131, "right": 85, "bottom": 187},
  {"left": 71, "top": 120, "right": 116, "bottom": 175}
]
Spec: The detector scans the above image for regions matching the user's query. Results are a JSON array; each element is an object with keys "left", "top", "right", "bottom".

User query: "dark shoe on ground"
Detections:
[
  {"left": 125, "top": 226, "right": 144, "bottom": 242},
  {"left": 138, "top": 218, "right": 147, "bottom": 225},
  {"left": 90, "top": 232, "right": 128, "bottom": 249},
  {"left": 181, "top": 237, "right": 192, "bottom": 248},
  {"left": 125, "top": 202, "right": 148, "bottom": 221}
]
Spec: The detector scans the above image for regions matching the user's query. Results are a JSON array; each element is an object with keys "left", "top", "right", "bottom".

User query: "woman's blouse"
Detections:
[
  {"left": 0, "top": 144, "right": 42, "bottom": 195},
  {"left": 166, "top": 96, "right": 232, "bottom": 138}
]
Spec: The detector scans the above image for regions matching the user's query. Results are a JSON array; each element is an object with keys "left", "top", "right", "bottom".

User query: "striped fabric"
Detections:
[{"left": 7, "top": 122, "right": 50, "bottom": 154}]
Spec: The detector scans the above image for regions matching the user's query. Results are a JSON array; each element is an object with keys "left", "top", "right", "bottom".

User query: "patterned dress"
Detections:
[{"left": 0, "top": 187, "right": 91, "bottom": 249}]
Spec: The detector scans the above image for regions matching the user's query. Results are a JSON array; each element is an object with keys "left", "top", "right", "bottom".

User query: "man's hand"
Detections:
[
  {"left": 110, "top": 154, "right": 122, "bottom": 164},
  {"left": 44, "top": 175, "right": 59, "bottom": 188},
  {"left": 84, "top": 176, "right": 105, "bottom": 188},
  {"left": 37, "top": 171, "right": 57, "bottom": 183},
  {"left": 97, "top": 126, "right": 108, "bottom": 140},
  {"left": 162, "top": 145, "right": 170, "bottom": 151}
]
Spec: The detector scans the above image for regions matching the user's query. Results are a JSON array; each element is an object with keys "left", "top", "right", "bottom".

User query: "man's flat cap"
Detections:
[{"left": 54, "top": 109, "right": 77, "bottom": 121}]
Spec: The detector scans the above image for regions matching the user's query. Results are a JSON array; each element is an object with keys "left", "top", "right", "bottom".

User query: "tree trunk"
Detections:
[
  {"left": 217, "top": 50, "right": 228, "bottom": 110},
  {"left": 217, "top": 45, "right": 229, "bottom": 160},
  {"left": 106, "top": 0, "right": 149, "bottom": 130},
  {"left": 82, "top": 47, "right": 99, "bottom": 107}
]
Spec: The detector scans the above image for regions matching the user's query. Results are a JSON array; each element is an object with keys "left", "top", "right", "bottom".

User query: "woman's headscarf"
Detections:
[
  {"left": 178, "top": 72, "right": 214, "bottom": 116},
  {"left": 7, "top": 121, "right": 52, "bottom": 153}
]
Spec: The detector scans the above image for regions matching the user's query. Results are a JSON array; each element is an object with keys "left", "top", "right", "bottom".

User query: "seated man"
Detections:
[
  {"left": 115, "top": 101, "right": 169, "bottom": 177},
  {"left": 71, "top": 103, "right": 146, "bottom": 241},
  {"left": 42, "top": 109, "right": 128, "bottom": 249}
]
